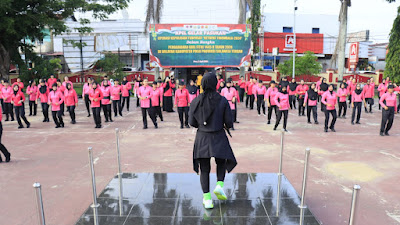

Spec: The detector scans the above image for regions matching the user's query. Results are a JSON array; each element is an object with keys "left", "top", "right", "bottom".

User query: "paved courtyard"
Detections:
[{"left": 0, "top": 98, "right": 399, "bottom": 225}]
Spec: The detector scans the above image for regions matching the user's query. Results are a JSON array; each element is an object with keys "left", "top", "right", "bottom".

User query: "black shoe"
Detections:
[
  {"left": 29, "top": 114, "right": 32, "bottom": 116},
  {"left": 232, "top": 127, "right": 235, "bottom": 130},
  {"left": 385, "top": 132, "right": 389, "bottom": 136},
  {"left": 46, "top": 119, "right": 50, "bottom": 122},
  {"left": 284, "top": 129, "right": 288, "bottom": 132},
  {"left": 302, "top": 114, "right": 305, "bottom": 116},
  {"left": 324, "top": 128, "right": 328, "bottom": 132},
  {"left": 5, "top": 119, "right": 9, "bottom": 121},
  {"left": 43, "top": 119, "right": 46, "bottom": 122},
  {"left": 330, "top": 128, "right": 336, "bottom": 132},
  {"left": 119, "top": 113, "right": 123, "bottom": 117},
  {"left": 61, "top": 123, "right": 64, "bottom": 128},
  {"left": 185, "top": 125, "right": 190, "bottom": 128},
  {"left": 356, "top": 121, "right": 361, "bottom": 124},
  {"left": 27, "top": 123, "right": 30, "bottom": 128},
  {"left": 380, "top": 132, "right": 384, "bottom": 136},
  {"left": 18, "top": 126, "right": 24, "bottom": 129},
  {"left": 308, "top": 121, "right": 312, "bottom": 124},
  {"left": 87, "top": 114, "right": 91, "bottom": 117},
  {"left": 273, "top": 126, "right": 277, "bottom": 130},
  {"left": 365, "top": 109, "right": 368, "bottom": 113},
  {"left": 110, "top": 119, "right": 114, "bottom": 122},
  {"left": 55, "top": 125, "right": 61, "bottom": 128},
  {"left": 72, "top": 120, "right": 76, "bottom": 124},
  {"left": 127, "top": 109, "right": 129, "bottom": 112},
  {"left": 105, "top": 120, "right": 109, "bottom": 123},
  {"left": 234, "top": 121, "right": 240, "bottom": 123},
  {"left": 369, "top": 111, "right": 373, "bottom": 114},
  {"left": 11, "top": 119, "right": 14, "bottom": 121},
  {"left": 96, "top": 125, "right": 102, "bottom": 128},
  {"left": 351, "top": 122, "right": 355, "bottom": 125},
  {"left": 314, "top": 121, "right": 319, "bottom": 124},
  {"left": 267, "top": 121, "right": 271, "bottom": 124},
  {"left": 298, "top": 114, "right": 301, "bottom": 117},
  {"left": 160, "top": 118, "right": 164, "bottom": 121},
  {"left": 155, "top": 124, "right": 158, "bottom": 129},
  {"left": 180, "top": 125, "right": 184, "bottom": 129},
  {"left": 5, "top": 153, "right": 10, "bottom": 162},
  {"left": 143, "top": 126, "right": 148, "bottom": 129}
]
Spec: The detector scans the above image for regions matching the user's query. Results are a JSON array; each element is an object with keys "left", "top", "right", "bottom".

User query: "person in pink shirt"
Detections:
[
  {"left": 56, "top": 79, "right": 66, "bottom": 116},
  {"left": 363, "top": 79, "right": 375, "bottom": 113},
  {"left": 337, "top": 82, "right": 349, "bottom": 118},
  {"left": 316, "top": 77, "right": 322, "bottom": 93},
  {"left": 100, "top": 80, "right": 113, "bottom": 123},
  {"left": 157, "top": 81, "right": 164, "bottom": 120},
  {"left": 162, "top": 77, "right": 176, "bottom": 112},
  {"left": 11, "top": 84, "right": 30, "bottom": 129},
  {"left": 0, "top": 79, "right": 4, "bottom": 113},
  {"left": 47, "top": 74, "right": 57, "bottom": 90},
  {"left": 1, "top": 80, "right": 14, "bottom": 121},
  {"left": 26, "top": 80, "right": 38, "bottom": 116},
  {"left": 273, "top": 85, "right": 290, "bottom": 131},
  {"left": 216, "top": 75, "right": 224, "bottom": 90},
  {"left": 0, "top": 106, "right": 11, "bottom": 163},
  {"left": 13, "top": 78, "right": 24, "bottom": 92},
  {"left": 265, "top": 80, "right": 279, "bottom": 124},
  {"left": 347, "top": 77, "right": 356, "bottom": 108},
  {"left": 64, "top": 83, "right": 78, "bottom": 124},
  {"left": 254, "top": 80, "right": 267, "bottom": 116},
  {"left": 377, "top": 80, "right": 387, "bottom": 110},
  {"left": 62, "top": 76, "right": 73, "bottom": 88},
  {"left": 151, "top": 81, "right": 163, "bottom": 122},
  {"left": 221, "top": 78, "right": 240, "bottom": 129},
  {"left": 288, "top": 78, "right": 298, "bottom": 110},
  {"left": 238, "top": 76, "right": 246, "bottom": 102},
  {"left": 321, "top": 84, "right": 338, "bottom": 132},
  {"left": 121, "top": 76, "right": 132, "bottom": 112},
  {"left": 379, "top": 85, "right": 397, "bottom": 136},
  {"left": 187, "top": 80, "right": 199, "bottom": 104},
  {"left": 138, "top": 78, "right": 157, "bottom": 129},
  {"left": 351, "top": 84, "right": 366, "bottom": 125},
  {"left": 245, "top": 77, "right": 255, "bottom": 109},
  {"left": 89, "top": 82, "right": 104, "bottom": 128},
  {"left": 304, "top": 83, "right": 319, "bottom": 124},
  {"left": 48, "top": 83, "right": 65, "bottom": 128},
  {"left": 36, "top": 79, "right": 50, "bottom": 122},
  {"left": 296, "top": 79, "right": 309, "bottom": 116},
  {"left": 134, "top": 76, "right": 142, "bottom": 107},
  {"left": 318, "top": 78, "right": 329, "bottom": 112},
  {"left": 82, "top": 78, "right": 93, "bottom": 117},
  {"left": 175, "top": 80, "right": 190, "bottom": 129},
  {"left": 111, "top": 79, "right": 123, "bottom": 117}
]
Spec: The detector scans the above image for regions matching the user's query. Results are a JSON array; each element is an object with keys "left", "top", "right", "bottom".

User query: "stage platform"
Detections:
[{"left": 75, "top": 173, "right": 321, "bottom": 225}]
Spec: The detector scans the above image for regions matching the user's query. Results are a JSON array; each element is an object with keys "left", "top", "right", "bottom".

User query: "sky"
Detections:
[{"left": 91, "top": 0, "right": 400, "bottom": 43}]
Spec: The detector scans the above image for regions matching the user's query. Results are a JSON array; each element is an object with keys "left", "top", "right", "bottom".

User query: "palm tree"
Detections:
[
  {"left": 238, "top": 0, "right": 252, "bottom": 24},
  {"left": 144, "top": 0, "right": 164, "bottom": 33}
]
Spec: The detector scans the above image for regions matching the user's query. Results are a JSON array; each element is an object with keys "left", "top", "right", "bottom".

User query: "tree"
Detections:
[
  {"left": 385, "top": 4, "right": 400, "bottom": 83},
  {"left": 0, "top": 0, "right": 130, "bottom": 79},
  {"left": 95, "top": 52, "right": 124, "bottom": 81},
  {"left": 238, "top": 0, "right": 252, "bottom": 24},
  {"left": 248, "top": 0, "right": 261, "bottom": 55},
  {"left": 277, "top": 51, "right": 322, "bottom": 76},
  {"left": 144, "top": 0, "right": 164, "bottom": 33}
]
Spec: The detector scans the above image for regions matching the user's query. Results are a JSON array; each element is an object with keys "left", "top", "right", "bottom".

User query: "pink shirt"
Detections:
[
  {"left": 83, "top": 83, "right": 92, "bottom": 95},
  {"left": 121, "top": 82, "right": 132, "bottom": 97},
  {"left": 274, "top": 92, "right": 290, "bottom": 110},
  {"left": 296, "top": 84, "right": 309, "bottom": 96},
  {"left": 11, "top": 91, "right": 25, "bottom": 106},
  {"left": 265, "top": 87, "right": 279, "bottom": 105},
  {"left": 26, "top": 85, "right": 38, "bottom": 101},
  {"left": 253, "top": 86, "right": 267, "bottom": 97},
  {"left": 352, "top": 91, "right": 364, "bottom": 103},
  {"left": 64, "top": 89, "right": 78, "bottom": 106},
  {"left": 89, "top": 88, "right": 103, "bottom": 108},
  {"left": 1, "top": 87, "right": 13, "bottom": 103},
  {"left": 221, "top": 87, "right": 239, "bottom": 110},
  {"left": 188, "top": 90, "right": 199, "bottom": 103},
  {"left": 100, "top": 86, "right": 112, "bottom": 105},
  {"left": 111, "top": 85, "right": 122, "bottom": 100},
  {"left": 304, "top": 91, "right": 318, "bottom": 106},
  {"left": 245, "top": 82, "right": 255, "bottom": 95},
  {"left": 379, "top": 92, "right": 398, "bottom": 112},
  {"left": 48, "top": 90, "right": 64, "bottom": 111},
  {"left": 62, "top": 81, "right": 73, "bottom": 88},
  {"left": 174, "top": 88, "right": 190, "bottom": 107},
  {"left": 337, "top": 88, "right": 348, "bottom": 102},
  {"left": 378, "top": 83, "right": 387, "bottom": 97},
  {"left": 322, "top": 91, "right": 338, "bottom": 111},
  {"left": 36, "top": 85, "right": 49, "bottom": 103},
  {"left": 138, "top": 86, "right": 153, "bottom": 108},
  {"left": 150, "top": 88, "right": 162, "bottom": 107},
  {"left": 363, "top": 84, "right": 374, "bottom": 98}
]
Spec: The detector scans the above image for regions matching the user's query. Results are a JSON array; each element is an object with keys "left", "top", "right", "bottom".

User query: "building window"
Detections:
[
  {"left": 312, "top": 28, "right": 320, "bottom": 34},
  {"left": 283, "top": 27, "right": 293, "bottom": 33}
]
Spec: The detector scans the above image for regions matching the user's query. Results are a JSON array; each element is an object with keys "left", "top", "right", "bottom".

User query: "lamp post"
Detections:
[{"left": 292, "top": 0, "right": 298, "bottom": 79}]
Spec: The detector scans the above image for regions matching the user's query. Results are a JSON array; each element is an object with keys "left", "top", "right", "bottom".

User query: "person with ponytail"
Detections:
[
  {"left": 11, "top": 84, "right": 30, "bottom": 129},
  {"left": 82, "top": 77, "right": 92, "bottom": 117},
  {"left": 189, "top": 72, "right": 237, "bottom": 210},
  {"left": 321, "top": 84, "right": 338, "bottom": 132},
  {"left": 111, "top": 79, "right": 123, "bottom": 117},
  {"left": 295, "top": 79, "right": 309, "bottom": 116},
  {"left": 64, "top": 83, "right": 78, "bottom": 124},
  {"left": 379, "top": 85, "right": 397, "bottom": 136},
  {"left": 337, "top": 82, "right": 349, "bottom": 118},
  {"left": 89, "top": 82, "right": 104, "bottom": 128},
  {"left": 273, "top": 85, "right": 290, "bottom": 131},
  {"left": 304, "top": 83, "right": 319, "bottom": 124},
  {"left": 265, "top": 80, "right": 279, "bottom": 124},
  {"left": 48, "top": 83, "right": 64, "bottom": 128},
  {"left": 100, "top": 79, "right": 113, "bottom": 123},
  {"left": 37, "top": 79, "right": 50, "bottom": 122},
  {"left": 0, "top": 106, "right": 11, "bottom": 163},
  {"left": 138, "top": 78, "right": 157, "bottom": 129},
  {"left": 351, "top": 84, "right": 365, "bottom": 125},
  {"left": 254, "top": 79, "right": 267, "bottom": 116},
  {"left": 121, "top": 76, "right": 132, "bottom": 112},
  {"left": 288, "top": 78, "right": 298, "bottom": 110},
  {"left": 26, "top": 80, "right": 38, "bottom": 116}
]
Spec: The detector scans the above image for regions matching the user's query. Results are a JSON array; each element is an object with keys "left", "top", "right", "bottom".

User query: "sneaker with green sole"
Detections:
[
  {"left": 203, "top": 198, "right": 214, "bottom": 209},
  {"left": 213, "top": 185, "right": 227, "bottom": 200}
]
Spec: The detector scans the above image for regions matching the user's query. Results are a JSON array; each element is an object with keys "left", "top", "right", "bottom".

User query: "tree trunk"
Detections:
[{"left": 0, "top": 42, "right": 10, "bottom": 80}]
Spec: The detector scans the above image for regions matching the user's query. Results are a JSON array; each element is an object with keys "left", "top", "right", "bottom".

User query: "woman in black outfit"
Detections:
[
  {"left": 319, "top": 78, "right": 328, "bottom": 112},
  {"left": 189, "top": 72, "right": 237, "bottom": 209},
  {"left": 0, "top": 107, "right": 11, "bottom": 163}
]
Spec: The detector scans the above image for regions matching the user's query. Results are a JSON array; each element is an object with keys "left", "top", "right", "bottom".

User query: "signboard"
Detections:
[
  {"left": 272, "top": 47, "right": 279, "bottom": 56},
  {"left": 347, "top": 30, "right": 369, "bottom": 43},
  {"left": 262, "top": 33, "right": 324, "bottom": 54},
  {"left": 368, "top": 56, "right": 378, "bottom": 64},
  {"left": 348, "top": 42, "right": 359, "bottom": 70},
  {"left": 149, "top": 24, "right": 251, "bottom": 68}
]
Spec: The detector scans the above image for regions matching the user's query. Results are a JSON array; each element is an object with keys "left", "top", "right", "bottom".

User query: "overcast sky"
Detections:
[{"left": 101, "top": 0, "right": 400, "bottom": 43}]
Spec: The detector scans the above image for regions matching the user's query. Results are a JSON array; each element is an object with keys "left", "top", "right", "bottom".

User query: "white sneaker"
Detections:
[
  {"left": 203, "top": 198, "right": 214, "bottom": 209},
  {"left": 213, "top": 185, "right": 227, "bottom": 200}
]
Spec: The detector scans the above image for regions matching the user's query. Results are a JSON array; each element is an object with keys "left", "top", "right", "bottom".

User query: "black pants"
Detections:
[
  {"left": 178, "top": 107, "right": 189, "bottom": 126},
  {"left": 84, "top": 94, "right": 91, "bottom": 115},
  {"left": 378, "top": 95, "right": 382, "bottom": 110},
  {"left": 307, "top": 105, "right": 318, "bottom": 123},
  {"left": 121, "top": 96, "right": 130, "bottom": 111},
  {"left": 102, "top": 104, "right": 112, "bottom": 121},
  {"left": 113, "top": 100, "right": 122, "bottom": 116},
  {"left": 0, "top": 99, "right": 4, "bottom": 114},
  {"left": 348, "top": 95, "right": 352, "bottom": 108},
  {"left": 198, "top": 158, "right": 227, "bottom": 193},
  {"left": 92, "top": 107, "right": 102, "bottom": 127},
  {"left": 52, "top": 110, "right": 63, "bottom": 126},
  {"left": 67, "top": 106, "right": 76, "bottom": 122},
  {"left": 351, "top": 102, "right": 362, "bottom": 123},
  {"left": 298, "top": 96, "right": 305, "bottom": 115},
  {"left": 0, "top": 122, "right": 11, "bottom": 162},
  {"left": 321, "top": 101, "right": 326, "bottom": 112},
  {"left": 380, "top": 107, "right": 395, "bottom": 133},
  {"left": 275, "top": 110, "right": 288, "bottom": 129},
  {"left": 256, "top": 95, "right": 266, "bottom": 115},
  {"left": 231, "top": 110, "right": 237, "bottom": 124},
  {"left": 338, "top": 102, "right": 347, "bottom": 117},
  {"left": 153, "top": 106, "right": 163, "bottom": 121},
  {"left": 29, "top": 101, "right": 37, "bottom": 115},
  {"left": 163, "top": 96, "right": 174, "bottom": 112},
  {"left": 289, "top": 95, "right": 296, "bottom": 109},
  {"left": 365, "top": 98, "right": 373, "bottom": 112},
  {"left": 41, "top": 103, "right": 49, "bottom": 121},
  {"left": 239, "top": 88, "right": 245, "bottom": 102},
  {"left": 4, "top": 103, "right": 14, "bottom": 120},
  {"left": 324, "top": 109, "right": 337, "bottom": 130},
  {"left": 60, "top": 103, "right": 65, "bottom": 115},
  {"left": 136, "top": 96, "right": 140, "bottom": 107},
  {"left": 14, "top": 106, "right": 30, "bottom": 127},
  {"left": 246, "top": 94, "right": 255, "bottom": 109},
  {"left": 142, "top": 108, "right": 156, "bottom": 127},
  {"left": 268, "top": 105, "right": 277, "bottom": 122}
]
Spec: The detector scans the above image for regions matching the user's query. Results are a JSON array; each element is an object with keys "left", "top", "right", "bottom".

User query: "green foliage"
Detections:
[
  {"left": 0, "top": 0, "right": 130, "bottom": 78},
  {"left": 277, "top": 51, "right": 322, "bottom": 76},
  {"left": 20, "top": 56, "right": 62, "bottom": 82},
  {"left": 95, "top": 52, "right": 124, "bottom": 81},
  {"left": 385, "top": 6, "right": 400, "bottom": 83},
  {"left": 248, "top": 0, "right": 261, "bottom": 54}
]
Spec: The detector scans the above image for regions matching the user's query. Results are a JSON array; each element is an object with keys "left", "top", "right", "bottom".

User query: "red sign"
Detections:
[
  {"left": 261, "top": 32, "right": 324, "bottom": 54},
  {"left": 348, "top": 42, "right": 359, "bottom": 70}
]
